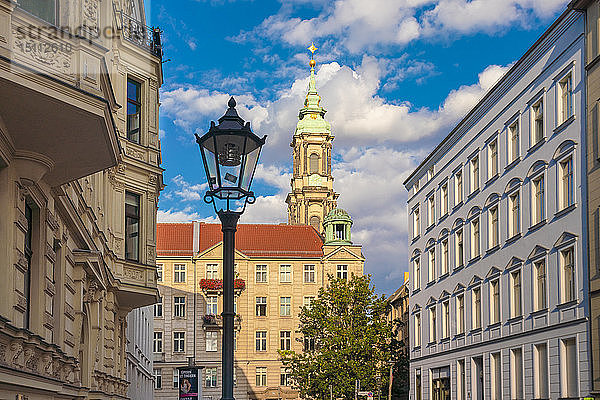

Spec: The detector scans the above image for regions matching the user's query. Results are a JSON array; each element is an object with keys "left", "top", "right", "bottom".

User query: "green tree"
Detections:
[{"left": 280, "top": 274, "right": 401, "bottom": 399}]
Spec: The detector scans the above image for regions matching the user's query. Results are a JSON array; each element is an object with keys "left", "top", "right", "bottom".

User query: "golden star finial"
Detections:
[{"left": 308, "top": 42, "right": 318, "bottom": 58}]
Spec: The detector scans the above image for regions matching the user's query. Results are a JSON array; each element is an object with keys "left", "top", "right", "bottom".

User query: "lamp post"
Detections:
[{"left": 195, "top": 97, "right": 266, "bottom": 400}]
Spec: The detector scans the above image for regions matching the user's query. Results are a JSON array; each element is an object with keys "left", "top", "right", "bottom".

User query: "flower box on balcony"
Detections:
[{"left": 200, "top": 279, "right": 246, "bottom": 293}]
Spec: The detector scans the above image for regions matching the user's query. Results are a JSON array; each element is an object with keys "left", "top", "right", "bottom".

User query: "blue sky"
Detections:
[{"left": 149, "top": 0, "right": 570, "bottom": 295}]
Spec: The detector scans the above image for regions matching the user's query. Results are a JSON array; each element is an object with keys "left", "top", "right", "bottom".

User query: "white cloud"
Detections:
[
  {"left": 169, "top": 174, "right": 209, "bottom": 202},
  {"left": 237, "top": 0, "right": 568, "bottom": 54}
]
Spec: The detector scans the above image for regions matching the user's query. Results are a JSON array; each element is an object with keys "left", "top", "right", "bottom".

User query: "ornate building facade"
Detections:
[
  {"left": 405, "top": 7, "right": 592, "bottom": 399},
  {"left": 286, "top": 58, "right": 339, "bottom": 233},
  {"left": 154, "top": 219, "right": 364, "bottom": 400},
  {"left": 0, "top": 0, "right": 163, "bottom": 398}
]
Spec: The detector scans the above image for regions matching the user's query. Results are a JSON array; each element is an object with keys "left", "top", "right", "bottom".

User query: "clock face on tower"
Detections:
[{"left": 308, "top": 174, "right": 323, "bottom": 187}]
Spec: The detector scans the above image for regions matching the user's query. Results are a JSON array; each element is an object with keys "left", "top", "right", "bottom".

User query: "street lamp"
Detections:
[{"left": 195, "top": 97, "right": 266, "bottom": 400}]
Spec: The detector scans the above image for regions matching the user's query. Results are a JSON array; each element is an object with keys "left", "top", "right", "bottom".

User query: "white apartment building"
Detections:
[{"left": 404, "top": 7, "right": 592, "bottom": 400}]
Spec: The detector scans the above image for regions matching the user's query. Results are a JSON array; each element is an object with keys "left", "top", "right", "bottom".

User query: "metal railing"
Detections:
[{"left": 116, "top": 8, "right": 162, "bottom": 58}]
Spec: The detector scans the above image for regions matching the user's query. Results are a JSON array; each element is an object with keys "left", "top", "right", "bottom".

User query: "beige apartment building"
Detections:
[
  {"left": 154, "top": 216, "right": 364, "bottom": 400},
  {"left": 388, "top": 273, "right": 409, "bottom": 355},
  {"left": 0, "top": 0, "right": 163, "bottom": 398}
]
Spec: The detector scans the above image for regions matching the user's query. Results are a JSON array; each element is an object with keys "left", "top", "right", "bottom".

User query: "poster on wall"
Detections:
[{"left": 178, "top": 367, "right": 201, "bottom": 399}]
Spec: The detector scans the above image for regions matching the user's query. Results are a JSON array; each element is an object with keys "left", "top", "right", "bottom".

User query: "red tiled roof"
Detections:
[
  {"left": 197, "top": 223, "right": 324, "bottom": 258},
  {"left": 156, "top": 223, "right": 193, "bottom": 256},
  {"left": 156, "top": 222, "right": 324, "bottom": 258}
]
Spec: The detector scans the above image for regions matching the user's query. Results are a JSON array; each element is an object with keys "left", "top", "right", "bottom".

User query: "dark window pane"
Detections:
[
  {"left": 20, "top": 0, "right": 56, "bottom": 25},
  {"left": 125, "top": 192, "right": 140, "bottom": 261},
  {"left": 127, "top": 79, "right": 141, "bottom": 143}
]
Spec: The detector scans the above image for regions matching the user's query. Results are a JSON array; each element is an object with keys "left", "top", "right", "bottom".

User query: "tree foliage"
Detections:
[{"left": 280, "top": 274, "right": 402, "bottom": 399}]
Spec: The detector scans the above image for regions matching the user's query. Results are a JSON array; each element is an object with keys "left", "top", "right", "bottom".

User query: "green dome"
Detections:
[{"left": 324, "top": 208, "right": 352, "bottom": 224}]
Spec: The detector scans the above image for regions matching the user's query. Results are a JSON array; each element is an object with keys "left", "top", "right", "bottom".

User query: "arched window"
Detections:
[
  {"left": 309, "top": 216, "right": 320, "bottom": 230},
  {"left": 309, "top": 153, "right": 319, "bottom": 174}
]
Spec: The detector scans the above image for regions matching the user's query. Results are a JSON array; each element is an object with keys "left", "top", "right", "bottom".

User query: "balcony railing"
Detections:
[
  {"left": 200, "top": 278, "right": 246, "bottom": 295},
  {"left": 202, "top": 314, "right": 242, "bottom": 329},
  {"left": 116, "top": 8, "right": 162, "bottom": 58}
]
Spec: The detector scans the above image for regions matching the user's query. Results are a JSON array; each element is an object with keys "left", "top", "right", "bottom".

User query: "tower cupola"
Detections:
[{"left": 323, "top": 208, "right": 352, "bottom": 244}]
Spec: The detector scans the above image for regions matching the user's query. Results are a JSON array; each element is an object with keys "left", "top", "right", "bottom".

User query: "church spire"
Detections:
[
  {"left": 286, "top": 43, "right": 339, "bottom": 233},
  {"left": 299, "top": 43, "right": 326, "bottom": 121}
]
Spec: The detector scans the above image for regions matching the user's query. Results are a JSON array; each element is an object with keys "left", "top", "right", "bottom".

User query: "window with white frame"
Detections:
[
  {"left": 470, "top": 156, "right": 479, "bottom": 193},
  {"left": 174, "top": 264, "right": 186, "bottom": 283},
  {"left": 511, "top": 270, "right": 522, "bottom": 318},
  {"left": 534, "top": 343, "right": 549, "bottom": 399},
  {"left": 280, "top": 296, "right": 291, "bottom": 316},
  {"left": 457, "top": 360, "right": 466, "bottom": 400},
  {"left": 471, "top": 217, "right": 480, "bottom": 259},
  {"left": 491, "top": 352, "right": 502, "bottom": 400},
  {"left": 279, "top": 264, "right": 292, "bottom": 283},
  {"left": 304, "top": 264, "right": 315, "bottom": 283},
  {"left": 532, "top": 98, "right": 544, "bottom": 145},
  {"left": 173, "top": 368, "right": 179, "bottom": 388},
  {"left": 560, "top": 156, "right": 574, "bottom": 209},
  {"left": 173, "top": 296, "right": 186, "bottom": 318},
  {"left": 256, "top": 264, "right": 268, "bottom": 283},
  {"left": 303, "top": 296, "right": 315, "bottom": 309},
  {"left": 441, "top": 183, "right": 449, "bottom": 216},
  {"left": 428, "top": 195, "right": 435, "bottom": 227},
  {"left": 173, "top": 332, "right": 185, "bottom": 353},
  {"left": 255, "top": 331, "right": 267, "bottom": 351},
  {"left": 255, "top": 367, "right": 267, "bottom": 387},
  {"left": 472, "top": 287, "right": 481, "bottom": 330},
  {"left": 509, "top": 120, "right": 520, "bottom": 163},
  {"left": 442, "top": 300, "right": 450, "bottom": 339},
  {"left": 153, "top": 331, "right": 163, "bottom": 353},
  {"left": 441, "top": 239, "right": 448, "bottom": 276},
  {"left": 157, "top": 264, "right": 163, "bottom": 282},
  {"left": 535, "top": 260, "right": 547, "bottom": 310},
  {"left": 154, "top": 296, "right": 163, "bottom": 318},
  {"left": 509, "top": 192, "right": 520, "bottom": 237},
  {"left": 280, "top": 367, "right": 291, "bottom": 386},
  {"left": 489, "top": 139, "right": 498, "bottom": 178},
  {"left": 511, "top": 348, "right": 524, "bottom": 399},
  {"left": 415, "top": 369, "right": 422, "bottom": 400},
  {"left": 428, "top": 166, "right": 434, "bottom": 181},
  {"left": 558, "top": 73, "right": 573, "bottom": 124},
  {"left": 413, "top": 207, "right": 420, "bottom": 238},
  {"left": 206, "top": 331, "right": 218, "bottom": 352},
  {"left": 428, "top": 248, "right": 436, "bottom": 283},
  {"left": 256, "top": 296, "right": 267, "bottom": 317},
  {"left": 561, "top": 338, "right": 578, "bottom": 398},
  {"left": 154, "top": 368, "right": 162, "bottom": 389},
  {"left": 490, "top": 279, "right": 500, "bottom": 324},
  {"left": 337, "top": 265, "right": 348, "bottom": 280},
  {"left": 280, "top": 330, "right": 291, "bottom": 351},
  {"left": 456, "top": 294, "right": 465, "bottom": 334},
  {"left": 206, "top": 264, "right": 218, "bottom": 279},
  {"left": 456, "top": 228, "right": 464, "bottom": 268},
  {"left": 413, "top": 257, "right": 421, "bottom": 290},
  {"left": 429, "top": 307, "right": 436, "bottom": 343},
  {"left": 205, "top": 367, "right": 217, "bottom": 388},
  {"left": 489, "top": 205, "right": 499, "bottom": 248},
  {"left": 455, "top": 171, "right": 463, "bottom": 204},
  {"left": 561, "top": 247, "right": 576, "bottom": 303},
  {"left": 414, "top": 313, "right": 421, "bottom": 347},
  {"left": 532, "top": 175, "right": 545, "bottom": 224},
  {"left": 206, "top": 296, "right": 217, "bottom": 315}
]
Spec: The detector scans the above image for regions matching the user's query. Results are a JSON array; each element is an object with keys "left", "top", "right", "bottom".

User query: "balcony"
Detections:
[
  {"left": 0, "top": 4, "right": 120, "bottom": 186},
  {"left": 117, "top": 9, "right": 163, "bottom": 58},
  {"left": 200, "top": 279, "right": 246, "bottom": 296},
  {"left": 202, "top": 314, "right": 242, "bottom": 330}
]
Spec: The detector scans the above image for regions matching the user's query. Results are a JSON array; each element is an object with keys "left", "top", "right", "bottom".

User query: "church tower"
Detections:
[{"left": 286, "top": 45, "right": 339, "bottom": 233}]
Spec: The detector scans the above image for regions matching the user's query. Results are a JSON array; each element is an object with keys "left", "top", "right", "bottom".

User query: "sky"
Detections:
[{"left": 148, "top": 0, "right": 570, "bottom": 296}]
